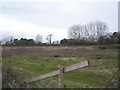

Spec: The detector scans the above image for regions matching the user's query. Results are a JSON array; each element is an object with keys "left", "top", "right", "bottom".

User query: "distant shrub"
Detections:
[{"left": 98, "top": 46, "right": 106, "bottom": 49}]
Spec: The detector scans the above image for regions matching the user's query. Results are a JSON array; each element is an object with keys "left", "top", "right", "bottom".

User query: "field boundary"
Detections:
[{"left": 27, "top": 60, "right": 89, "bottom": 88}]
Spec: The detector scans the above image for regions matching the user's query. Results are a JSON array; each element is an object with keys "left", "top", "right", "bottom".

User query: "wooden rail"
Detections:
[{"left": 27, "top": 60, "right": 89, "bottom": 83}]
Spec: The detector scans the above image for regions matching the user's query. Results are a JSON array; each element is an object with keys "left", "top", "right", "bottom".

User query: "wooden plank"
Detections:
[
  {"left": 28, "top": 70, "right": 59, "bottom": 82},
  {"left": 28, "top": 61, "right": 88, "bottom": 82},
  {"left": 64, "top": 60, "right": 88, "bottom": 72}
]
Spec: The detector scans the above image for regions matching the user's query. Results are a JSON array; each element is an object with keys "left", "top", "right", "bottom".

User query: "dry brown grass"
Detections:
[{"left": 2, "top": 45, "right": 118, "bottom": 59}]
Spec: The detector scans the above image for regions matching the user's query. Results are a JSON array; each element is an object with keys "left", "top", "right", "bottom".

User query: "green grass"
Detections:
[
  {"left": 3, "top": 51, "right": 118, "bottom": 88},
  {"left": 3, "top": 55, "right": 85, "bottom": 76}
]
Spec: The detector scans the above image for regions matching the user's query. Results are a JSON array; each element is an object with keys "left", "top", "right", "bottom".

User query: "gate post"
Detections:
[{"left": 58, "top": 65, "right": 64, "bottom": 88}]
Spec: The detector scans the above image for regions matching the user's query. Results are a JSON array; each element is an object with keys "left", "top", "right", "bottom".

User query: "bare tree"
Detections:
[
  {"left": 85, "top": 22, "right": 97, "bottom": 42},
  {"left": 46, "top": 34, "right": 53, "bottom": 44},
  {"left": 9, "top": 36, "right": 14, "bottom": 45},
  {"left": 2, "top": 36, "right": 14, "bottom": 45},
  {"left": 35, "top": 34, "right": 42, "bottom": 44},
  {"left": 68, "top": 25, "right": 83, "bottom": 39},
  {"left": 68, "top": 21, "right": 108, "bottom": 44},
  {"left": 84, "top": 25, "right": 90, "bottom": 40},
  {"left": 95, "top": 20, "right": 108, "bottom": 38}
]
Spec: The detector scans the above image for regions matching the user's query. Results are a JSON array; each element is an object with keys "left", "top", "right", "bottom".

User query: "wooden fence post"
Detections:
[{"left": 58, "top": 65, "right": 64, "bottom": 88}]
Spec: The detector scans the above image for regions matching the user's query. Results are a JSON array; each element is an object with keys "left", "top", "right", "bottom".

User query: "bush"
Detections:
[{"left": 2, "top": 66, "right": 38, "bottom": 88}]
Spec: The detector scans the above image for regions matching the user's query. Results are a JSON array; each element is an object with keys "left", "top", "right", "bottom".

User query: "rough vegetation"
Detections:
[{"left": 2, "top": 45, "right": 119, "bottom": 88}]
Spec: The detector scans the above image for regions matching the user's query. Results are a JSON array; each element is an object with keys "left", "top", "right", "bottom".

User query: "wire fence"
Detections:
[{"left": 103, "top": 70, "right": 119, "bottom": 89}]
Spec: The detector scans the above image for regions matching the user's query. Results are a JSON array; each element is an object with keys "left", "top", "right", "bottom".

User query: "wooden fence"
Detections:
[{"left": 27, "top": 60, "right": 89, "bottom": 88}]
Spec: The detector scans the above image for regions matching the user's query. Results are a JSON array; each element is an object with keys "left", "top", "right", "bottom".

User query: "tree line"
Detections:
[
  {"left": 60, "top": 31, "right": 119, "bottom": 45},
  {"left": 1, "top": 20, "right": 119, "bottom": 46},
  {"left": 61, "top": 20, "right": 119, "bottom": 45}
]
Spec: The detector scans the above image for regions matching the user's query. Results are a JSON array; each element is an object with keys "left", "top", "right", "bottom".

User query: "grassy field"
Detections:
[{"left": 2, "top": 45, "right": 119, "bottom": 88}]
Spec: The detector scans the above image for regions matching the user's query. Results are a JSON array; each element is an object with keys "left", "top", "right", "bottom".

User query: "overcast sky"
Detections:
[{"left": 0, "top": 0, "right": 118, "bottom": 42}]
